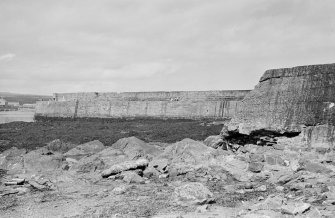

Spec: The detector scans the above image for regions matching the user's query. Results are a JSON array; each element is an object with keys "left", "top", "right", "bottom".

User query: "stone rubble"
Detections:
[
  {"left": 0, "top": 135, "right": 335, "bottom": 217},
  {"left": 101, "top": 158, "right": 149, "bottom": 178},
  {"left": 174, "top": 182, "right": 215, "bottom": 205}
]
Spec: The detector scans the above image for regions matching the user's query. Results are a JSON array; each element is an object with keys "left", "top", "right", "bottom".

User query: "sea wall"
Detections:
[
  {"left": 229, "top": 63, "right": 335, "bottom": 149},
  {"left": 53, "top": 90, "right": 249, "bottom": 102},
  {"left": 36, "top": 90, "right": 250, "bottom": 120},
  {"left": 35, "top": 63, "right": 335, "bottom": 149}
]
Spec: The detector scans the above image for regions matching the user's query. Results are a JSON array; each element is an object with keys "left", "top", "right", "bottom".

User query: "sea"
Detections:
[{"left": 0, "top": 110, "right": 35, "bottom": 124}]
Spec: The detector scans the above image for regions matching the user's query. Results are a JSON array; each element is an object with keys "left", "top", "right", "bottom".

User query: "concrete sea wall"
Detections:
[
  {"left": 35, "top": 63, "right": 335, "bottom": 149},
  {"left": 229, "top": 63, "right": 335, "bottom": 133},
  {"left": 36, "top": 90, "right": 250, "bottom": 120},
  {"left": 229, "top": 63, "right": 335, "bottom": 149}
]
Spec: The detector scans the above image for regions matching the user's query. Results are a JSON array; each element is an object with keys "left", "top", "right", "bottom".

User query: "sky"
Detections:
[{"left": 0, "top": 0, "right": 335, "bottom": 95}]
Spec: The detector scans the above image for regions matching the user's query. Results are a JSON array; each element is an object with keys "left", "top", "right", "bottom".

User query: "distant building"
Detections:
[
  {"left": 0, "top": 98, "right": 7, "bottom": 106},
  {"left": 8, "top": 102, "right": 20, "bottom": 107}
]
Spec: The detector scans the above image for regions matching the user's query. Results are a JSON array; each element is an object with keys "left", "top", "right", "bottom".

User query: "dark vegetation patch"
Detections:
[{"left": 0, "top": 118, "right": 225, "bottom": 152}]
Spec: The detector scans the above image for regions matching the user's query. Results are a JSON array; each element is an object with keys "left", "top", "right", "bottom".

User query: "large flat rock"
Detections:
[
  {"left": 64, "top": 140, "right": 105, "bottom": 159},
  {"left": 111, "top": 137, "right": 162, "bottom": 160}
]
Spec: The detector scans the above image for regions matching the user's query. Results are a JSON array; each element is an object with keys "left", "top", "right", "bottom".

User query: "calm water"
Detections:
[{"left": 0, "top": 111, "right": 35, "bottom": 124}]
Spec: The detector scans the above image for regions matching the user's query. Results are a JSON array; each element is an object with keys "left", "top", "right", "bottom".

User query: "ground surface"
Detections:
[
  {"left": 0, "top": 118, "right": 224, "bottom": 152},
  {"left": 1, "top": 119, "right": 334, "bottom": 218}
]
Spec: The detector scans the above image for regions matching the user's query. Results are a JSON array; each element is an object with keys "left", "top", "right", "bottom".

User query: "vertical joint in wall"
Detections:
[
  {"left": 74, "top": 100, "right": 79, "bottom": 119},
  {"left": 108, "top": 101, "right": 112, "bottom": 117}
]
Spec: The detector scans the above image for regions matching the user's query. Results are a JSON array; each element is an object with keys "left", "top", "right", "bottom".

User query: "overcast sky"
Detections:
[{"left": 0, "top": 0, "right": 334, "bottom": 95}]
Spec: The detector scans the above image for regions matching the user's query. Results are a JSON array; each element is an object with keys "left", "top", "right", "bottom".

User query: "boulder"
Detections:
[
  {"left": 195, "top": 204, "right": 209, "bottom": 213},
  {"left": 243, "top": 144, "right": 259, "bottom": 154},
  {"left": 23, "top": 149, "right": 63, "bottom": 174},
  {"left": 4, "top": 178, "right": 25, "bottom": 186},
  {"left": 248, "top": 162, "right": 264, "bottom": 173},
  {"left": 281, "top": 201, "right": 311, "bottom": 215},
  {"left": 45, "top": 139, "right": 77, "bottom": 154},
  {"left": 143, "top": 167, "right": 160, "bottom": 178},
  {"left": 28, "top": 180, "right": 47, "bottom": 190},
  {"left": 250, "top": 171, "right": 271, "bottom": 183},
  {"left": 0, "top": 188, "right": 19, "bottom": 197},
  {"left": 276, "top": 186, "right": 285, "bottom": 192},
  {"left": 0, "top": 147, "right": 26, "bottom": 174},
  {"left": 324, "top": 152, "right": 335, "bottom": 163},
  {"left": 289, "top": 159, "right": 300, "bottom": 171},
  {"left": 290, "top": 182, "right": 308, "bottom": 191},
  {"left": 70, "top": 146, "right": 130, "bottom": 174},
  {"left": 305, "top": 208, "right": 322, "bottom": 218},
  {"left": 255, "top": 185, "right": 267, "bottom": 192},
  {"left": 264, "top": 154, "right": 285, "bottom": 166},
  {"left": 149, "top": 158, "right": 169, "bottom": 173},
  {"left": 315, "top": 147, "right": 329, "bottom": 154},
  {"left": 158, "top": 138, "right": 219, "bottom": 166},
  {"left": 158, "top": 173, "right": 169, "bottom": 179},
  {"left": 203, "top": 135, "right": 224, "bottom": 149},
  {"left": 174, "top": 182, "right": 215, "bottom": 205},
  {"left": 250, "top": 194, "right": 285, "bottom": 211},
  {"left": 168, "top": 164, "right": 197, "bottom": 178},
  {"left": 121, "top": 171, "right": 145, "bottom": 184},
  {"left": 72, "top": 156, "right": 105, "bottom": 173},
  {"left": 272, "top": 144, "right": 285, "bottom": 150},
  {"left": 85, "top": 147, "right": 128, "bottom": 168},
  {"left": 215, "top": 155, "right": 252, "bottom": 182},
  {"left": 276, "top": 173, "right": 299, "bottom": 185},
  {"left": 155, "top": 139, "right": 227, "bottom": 179},
  {"left": 64, "top": 140, "right": 105, "bottom": 159},
  {"left": 112, "top": 185, "right": 129, "bottom": 195},
  {"left": 220, "top": 125, "right": 230, "bottom": 138},
  {"left": 249, "top": 154, "right": 265, "bottom": 163},
  {"left": 111, "top": 137, "right": 162, "bottom": 160},
  {"left": 299, "top": 159, "right": 333, "bottom": 174},
  {"left": 101, "top": 159, "right": 149, "bottom": 178}
]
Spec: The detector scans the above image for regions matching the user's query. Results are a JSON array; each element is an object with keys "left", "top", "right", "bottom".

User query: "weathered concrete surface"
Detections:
[
  {"left": 53, "top": 90, "right": 250, "bottom": 102},
  {"left": 229, "top": 63, "right": 335, "bottom": 149},
  {"left": 35, "top": 101, "right": 77, "bottom": 118},
  {"left": 35, "top": 90, "right": 250, "bottom": 120}
]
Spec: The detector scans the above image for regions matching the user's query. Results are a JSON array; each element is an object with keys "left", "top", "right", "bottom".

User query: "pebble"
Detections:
[
  {"left": 196, "top": 204, "right": 209, "bottom": 213},
  {"left": 276, "top": 186, "right": 285, "bottom": 192},
  {"left": 256, "top": 185, "right": 267, "bottom": 192}
]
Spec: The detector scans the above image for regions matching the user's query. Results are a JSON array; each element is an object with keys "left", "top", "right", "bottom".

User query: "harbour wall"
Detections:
[{"left": 35, "top": 90, "right": 250, "bottom": 120}]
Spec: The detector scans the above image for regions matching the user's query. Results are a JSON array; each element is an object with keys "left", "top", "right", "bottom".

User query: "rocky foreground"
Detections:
[{"left": 0, "top": 133, "right": 335, "bottom": 217}]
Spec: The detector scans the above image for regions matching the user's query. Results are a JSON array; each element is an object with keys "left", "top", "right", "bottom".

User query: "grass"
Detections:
[{"left": 0, "top": 117, "right": 226, "bottom": 152}]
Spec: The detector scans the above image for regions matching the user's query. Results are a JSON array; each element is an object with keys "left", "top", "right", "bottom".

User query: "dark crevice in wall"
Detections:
[
  {"left": 226, "top": 129, "right": 301, "bottom": 146},
  {"left": 249, "top": 129, "right": 300, "bottom": 138}
]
